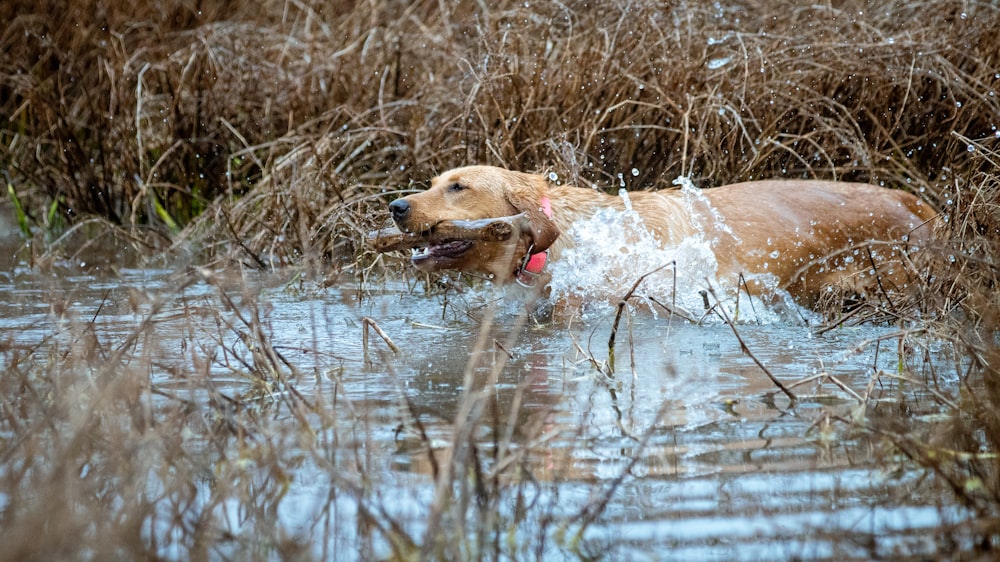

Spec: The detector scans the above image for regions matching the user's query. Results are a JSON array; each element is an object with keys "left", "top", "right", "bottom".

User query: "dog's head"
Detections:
[{"left": 387, "top": 166, "right": 560, "bottom": 283}]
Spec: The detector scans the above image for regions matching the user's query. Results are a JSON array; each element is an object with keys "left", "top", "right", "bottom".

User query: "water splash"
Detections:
[
  {"left": 707, "top": 57, "right": 732, "bottom": 69},
  {"left": 672, "top": 176, "right": 735, "bottom": 238},
  {"left": 618, "top": 188, "right": 633, "bottom": 211},
  {"left": 547, "top": 179, "right": 809, "bottom": 324},
  {"left": 547, "top": 202, "right": 711, "bottom": 311}
]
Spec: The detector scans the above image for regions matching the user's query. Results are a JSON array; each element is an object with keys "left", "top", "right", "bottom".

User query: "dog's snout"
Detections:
[{"left": 389, "top": 199, "right": 410, "bottom": 224}]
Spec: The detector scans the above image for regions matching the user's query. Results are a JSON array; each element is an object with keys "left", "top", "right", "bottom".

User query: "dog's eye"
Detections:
[{"left": 448, "top": 183, "right": 466, "bottom": 193}]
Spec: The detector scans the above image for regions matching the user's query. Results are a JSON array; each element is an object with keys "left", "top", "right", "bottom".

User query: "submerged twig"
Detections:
[
  {"left": 706, "top": 284, "right": 797, "bottom": 401},
  {"left": 385, "top": 360, "right": 440, "bottom": 480},
  {"left": 566, "top": 397, "right": 674, "bottom": 541}
]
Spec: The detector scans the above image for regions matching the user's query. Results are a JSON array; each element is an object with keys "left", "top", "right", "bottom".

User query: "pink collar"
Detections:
[{"left": 515, "top": 197, "right": 552, "bottom": 287}]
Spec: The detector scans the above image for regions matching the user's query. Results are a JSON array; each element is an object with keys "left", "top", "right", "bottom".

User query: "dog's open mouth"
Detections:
[{"left": 410, "top": 239, "right": 475, "bottom": 266}]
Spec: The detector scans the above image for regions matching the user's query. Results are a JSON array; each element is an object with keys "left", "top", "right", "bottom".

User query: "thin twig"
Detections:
[
  {"left": 706, "top": 284, "right": 797, "bottom": 401},
  {"left": 607, "top": 263, "right": 673, "bottom": 374},
  {"left": 648, "top": 296, "right": 696, "bottom": 323},
  {"left": 362, "top": 316, "right": 400, "bottom": 365}
]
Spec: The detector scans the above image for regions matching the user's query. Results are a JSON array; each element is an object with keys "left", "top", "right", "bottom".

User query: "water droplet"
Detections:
[
  {"left": 618, "top": 188, "right": 632, "bottom": 210},
  {"left": 631, "top": 168, "right": 639, "bottom": 176},
  {"left": 707, "top": 57, "right": 731, "bottom": 69}
]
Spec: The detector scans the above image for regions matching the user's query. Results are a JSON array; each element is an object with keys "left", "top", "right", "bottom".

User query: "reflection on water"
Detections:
[{"left": 0, "top": 236, "right": 975, "bottom": 560}]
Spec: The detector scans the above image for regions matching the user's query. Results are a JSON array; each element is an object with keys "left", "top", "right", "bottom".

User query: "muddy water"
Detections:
[{"left": 0, "top": 208, "right": 972, "bottom": 559}]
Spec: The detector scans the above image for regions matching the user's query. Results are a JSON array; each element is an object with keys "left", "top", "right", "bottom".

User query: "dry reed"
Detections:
[{"left": 2, "top": 0, "right": 1000, "bottom": 558}]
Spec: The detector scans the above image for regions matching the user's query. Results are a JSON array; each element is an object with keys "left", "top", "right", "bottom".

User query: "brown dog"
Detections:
[{"left": 386, "top": 165, "right": 936, "bottom": 305}]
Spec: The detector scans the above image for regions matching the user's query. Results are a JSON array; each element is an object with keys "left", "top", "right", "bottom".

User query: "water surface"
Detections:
[{"left": 0, "top": 246, "right": 971, "bottom": 559}]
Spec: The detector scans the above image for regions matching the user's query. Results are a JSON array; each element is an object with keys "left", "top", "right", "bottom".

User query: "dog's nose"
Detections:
[{"left": 389, "top": 199, "right": 411, "bottom": 224}]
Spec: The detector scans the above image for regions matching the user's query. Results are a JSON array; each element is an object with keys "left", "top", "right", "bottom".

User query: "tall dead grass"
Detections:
[
  {"left": 0, "top": 270, "right": 643, "bottom": 560},
  {"left": 2, "top": 0, "right": 1000, "bottom": 557},
  {"left": 187, "top": 0, "right": 1000, "bottom": 272},
  {"left": 3, "top": 0, "right": 998, "bottom": 264}
]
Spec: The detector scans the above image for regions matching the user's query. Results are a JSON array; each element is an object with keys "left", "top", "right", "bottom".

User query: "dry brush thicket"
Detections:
[
  {"left": 2, "top": 0, "right": 1000, "bottom": 558},
  {"left": 2, "top": 0, "right": 997, "bottom": 261}
]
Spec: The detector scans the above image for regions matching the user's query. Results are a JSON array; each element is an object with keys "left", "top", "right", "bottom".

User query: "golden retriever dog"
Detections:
[{"left": 385, "top": 165, "right": 937, "bottom": 305}]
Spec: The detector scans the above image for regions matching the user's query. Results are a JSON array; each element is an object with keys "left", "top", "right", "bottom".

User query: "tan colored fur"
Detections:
[{"left": 391, "top": 166, "right": 937, "bottom": 304}]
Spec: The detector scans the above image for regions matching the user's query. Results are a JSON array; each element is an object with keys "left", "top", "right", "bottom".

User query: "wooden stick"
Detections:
[{"left": 368, "top": 214, "right": 531, "bottom": 252}]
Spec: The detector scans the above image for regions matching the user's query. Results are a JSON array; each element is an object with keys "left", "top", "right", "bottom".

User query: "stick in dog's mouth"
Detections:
[{"left": 367, "top": 214, "right": 530, "bottom": 254}]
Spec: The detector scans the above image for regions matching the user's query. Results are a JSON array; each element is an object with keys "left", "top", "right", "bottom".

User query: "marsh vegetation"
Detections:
[{"left": 1, "top": 0, "right": 999, "bottom": 559}]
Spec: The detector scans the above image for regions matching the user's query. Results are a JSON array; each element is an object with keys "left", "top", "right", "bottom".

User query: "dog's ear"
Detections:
[{"left": 507, "top": 190, "right": 560, "bottom": 253}]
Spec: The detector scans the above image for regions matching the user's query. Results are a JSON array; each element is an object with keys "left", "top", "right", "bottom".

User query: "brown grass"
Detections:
[
  {"left": 0, "top": 269, "right": 637, "bottom": 560},
  {"left": 4, "top": 0, "right": 997, "bottom": 263},
  {"left": 2, "top": 0, "right": 1000, "bottom": 558},
  {"left": 185, "top": 0, "right": 1000, "bottom": 273}
]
